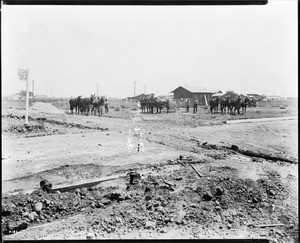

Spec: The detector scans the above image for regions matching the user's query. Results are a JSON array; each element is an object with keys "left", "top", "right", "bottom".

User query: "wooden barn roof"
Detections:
[{"left": 170, "top": 85, "right": 219, "bottom": 94}]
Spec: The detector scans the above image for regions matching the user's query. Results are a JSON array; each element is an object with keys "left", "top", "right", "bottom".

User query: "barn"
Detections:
[
  {"left": 124, "top": 93, "right": 155, "bottom": 102},
  {"left": 170, "top": 86, "right": 219, "bottom": 106}
]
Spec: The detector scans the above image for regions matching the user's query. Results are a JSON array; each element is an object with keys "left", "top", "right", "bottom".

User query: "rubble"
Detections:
[{"left": 1, "top": 156, "right": 297, "bottom": 242}]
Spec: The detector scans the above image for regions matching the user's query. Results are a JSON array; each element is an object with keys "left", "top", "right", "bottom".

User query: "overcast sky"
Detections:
[{"left": 1, "top": 0, "right": 298, "bottom": 98}]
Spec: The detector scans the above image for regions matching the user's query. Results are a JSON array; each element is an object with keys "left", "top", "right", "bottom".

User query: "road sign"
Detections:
[{"left": 18, "top": 69, "right": 28, "bottom": 81}]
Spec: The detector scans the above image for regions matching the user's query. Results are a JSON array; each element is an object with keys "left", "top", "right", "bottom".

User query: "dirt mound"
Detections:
[
  {"left": 31, "top": 102, "right": 64, "bottom": 114},
  {"left": 4, "top": 124, "right": 46, "bottom": 134},
  {"left": 2, "top": 157, "right": 297, "bottom": 242}
]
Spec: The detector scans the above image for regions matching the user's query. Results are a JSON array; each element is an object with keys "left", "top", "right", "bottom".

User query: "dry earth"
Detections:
[{"left": 1, "top": 101, "right": 298, "bottom": 242}]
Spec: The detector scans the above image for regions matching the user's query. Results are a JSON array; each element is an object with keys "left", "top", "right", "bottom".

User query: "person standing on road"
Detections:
[
  {"left": 193, "top": 97, "right": 199, "bottom": 114},
  {"left": 104, "top": 98, "right": 109, "bottom": 113},
  {"left": 186, "top": 98, "right": 190, "bottom": 112}
]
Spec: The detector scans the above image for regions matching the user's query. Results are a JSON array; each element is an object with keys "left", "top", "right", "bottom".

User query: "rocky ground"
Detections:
[{"left": 1, "top": 101, "right": 298, "bottom": 242}]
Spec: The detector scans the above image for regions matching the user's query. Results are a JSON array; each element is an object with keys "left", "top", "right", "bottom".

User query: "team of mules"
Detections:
[
  {"left": 69, "top": 94, "right": 105, "bottom": 116},
  {"left": 139, "top": 97, "right": 170, "bottom": 114},
  {"left": 209, "top": 95, "right": 252, "bottom": 115}
]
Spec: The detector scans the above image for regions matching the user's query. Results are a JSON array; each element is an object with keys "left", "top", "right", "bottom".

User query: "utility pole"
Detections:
[
  {"left": 17, "top": 68, "right": 30, "bottom": 124},
  {"left": 25, "top": 68, "right": 30, "bottom": 124},
  {"left": 144, "top": 85, "right": 146, "bottom": 94},
  {"left": 133, "top": 81, "right": 138, "bottom": 96},
  {"left": 46, "top": 89, "right": 47, "bottom": 97},
  {"left": 96, "top": 83, "right": 99, "bottom": 97},
  {"left": 32, "top": 80, "right": 35, "bottom": 103}
]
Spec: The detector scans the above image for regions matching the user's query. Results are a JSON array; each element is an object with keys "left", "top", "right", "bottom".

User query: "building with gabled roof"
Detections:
[
  {"left": 170, "top": 85, "right": 220, "bottom": 106},
  {"left": 124, "top": 93, "right": 155, "bottom": 102}
]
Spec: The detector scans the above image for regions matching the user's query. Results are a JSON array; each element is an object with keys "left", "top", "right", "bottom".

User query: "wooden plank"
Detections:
[
  {"left": 8, "top": 174, "right": 126, "bottom": 196},
  {"left": 191, "top": 164, "right": 202, "bottom": 177},
  {"left": 226, "top": 116, "right": 297, "bottom": 124},
  {"left": 252, "top": 223, "right": 285, "bottom": 228}
]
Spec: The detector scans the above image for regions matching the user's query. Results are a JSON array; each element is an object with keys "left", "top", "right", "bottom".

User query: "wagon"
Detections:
[{"left": 248, "top": 96, "right": 257, "bottom": 107}]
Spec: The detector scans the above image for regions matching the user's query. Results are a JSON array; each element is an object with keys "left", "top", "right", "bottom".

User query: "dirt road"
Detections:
[
  {"left": 1, "top": 104, "right": 298, "bottom": 242},
  {"left": 2, "top": 118, "right": 297, "bottom": 192}
]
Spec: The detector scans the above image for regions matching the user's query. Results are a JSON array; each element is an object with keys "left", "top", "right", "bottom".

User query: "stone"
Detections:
[
  {"left": 86, "top": 232, "right": 94, "bottom": 239},
  {"left": 80, "top": 188, "right": 88, "bottom": 195},
  {"left": 160, "top": 228, "right": 167, "bottom": 233},
  {"left": 129, "top": 172, "right": 141, "bottom": 185},
  {"left": 44, "top": 199, "right": 51, "bottom": 206},
  {"left": 28, "top": 212, "right": 38, "bottom": 221},
  {"left": 101, "top": 199, "right": 111, "bottom": 205},
  {"left": 33, "top": 202, "right": 43, "bottom": 212},
  {"left": 2, "top": 205, "right": 14, "bottom": 216},
  {"left": 231, "top": 145, "right": 239, "bottom": 151},
  {"left": 22, "top": 212, "right": 29, "bottom": 217},
  {"left": 40, "top": 180, "right": 52, "bottom": 193},
  {"left": 144, "top": 220, "right": 156, "bottom": 229},
  {"left": 108, "top": 191, "right": 129, "bottom": 201},
  {"left": 216, "top": 187, "right": 224, "bottom": 196},
  {"left": 145, "top": 195, "right": 152, "bottom": 201},
  {"left": 7, "top": 221, "right": 29, "bottom": 232},
  {"left": 215, "top": 206, "right": 222, "bottom": 212},
  {"left": 203, "top": 191, "right": 213, "bottom": 201},
  {"left": 267, "top": 189, "right": 276, "bottom": 196}
]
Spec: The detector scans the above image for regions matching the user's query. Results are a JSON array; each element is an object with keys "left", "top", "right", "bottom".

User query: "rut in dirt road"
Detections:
[{"left": 198, "top": 142, "right": 297, "bottom": 164}]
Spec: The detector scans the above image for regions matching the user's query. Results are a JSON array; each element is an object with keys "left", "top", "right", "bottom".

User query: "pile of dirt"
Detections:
[
  {"left": 2, "top": 156, "right": 297, "bottom": 242},
  {"left": 31, "top": 102, "right": 64, "bottom": 114}
]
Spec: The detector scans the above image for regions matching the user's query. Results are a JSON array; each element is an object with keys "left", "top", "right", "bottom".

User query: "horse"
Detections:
[
  {"left": 79, "top": 97, "right": 91, "bottom": 115},
  {"left": 92, "top": 96, "right": 105, "bottom": 116},
  {"left": 209, "top": 97, "right": 219, "bottom": 114},
  {"left": 231, "top": 96, "right": 242, "bottom": 115},
  {"left": 219, "top": 96, "right": 230, "bottom": 114},
  {"left": 241, "top": 97, "right": 249, "bottom": 114},
  {"left": 69, "top": 96, "right": 82, "bottom": 114}
]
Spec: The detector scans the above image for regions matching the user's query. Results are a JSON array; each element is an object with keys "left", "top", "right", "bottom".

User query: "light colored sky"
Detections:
[{"left": 1, "top": 0, "right": 298, "bottom": 98}]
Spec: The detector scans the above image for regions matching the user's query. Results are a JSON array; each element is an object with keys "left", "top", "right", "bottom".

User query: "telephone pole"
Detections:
[
  {"left": 133, "top": 81, "right": 138, "bottom": 96},
  {"left": 96, "top": 83, "right": 99, "bottom": 97},
  {"left": 144, "top": 85, "right": 146, "bottom": 94},
  {"left": 32, "top": 80, "right": 35, "bottom": 103}
]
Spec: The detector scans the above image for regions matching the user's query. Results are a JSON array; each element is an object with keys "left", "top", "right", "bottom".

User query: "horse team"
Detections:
[
  {"left": 209, "top": 95, "right": 252, "bottom": 115},
  {"left": 139, "top": 97, "right": 170, "bottom": 114},
  {"left": 69, "top": 94, "right": 255, "bottom": 116},
  {"left": 69, "top": 94, "right": 106, "bottom": 116}
]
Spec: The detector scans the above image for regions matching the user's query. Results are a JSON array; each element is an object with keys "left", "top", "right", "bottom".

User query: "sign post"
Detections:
[
  {"left": 18, "top": 68, "right": 30, "bottom": 125},
  {"left": 25, "top": 68, "right": 30, "bottom": 124}
]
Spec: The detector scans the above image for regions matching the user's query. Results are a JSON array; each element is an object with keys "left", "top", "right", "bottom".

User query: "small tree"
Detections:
[
  {"left": 19, "top": 90, "right": 33, "bottom": 97},
  {"left": 258, "top": 94, "right": 266, "bottom": 101},
  {"left": 224, "top": 90, "right": 239, "bottom": 99}
]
